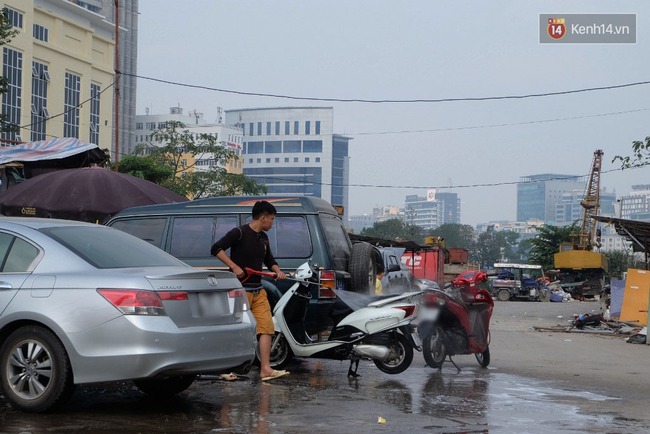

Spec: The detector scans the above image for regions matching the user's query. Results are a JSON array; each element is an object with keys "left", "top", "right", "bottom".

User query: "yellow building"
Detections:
[{"left": 1, "top": 0, "right": 114, "bottom": 153}]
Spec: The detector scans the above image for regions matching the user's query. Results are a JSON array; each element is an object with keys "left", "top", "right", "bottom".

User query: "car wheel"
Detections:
[
  {"left": 0, "top": 325, "right": 75, "bottom": 413},
  {"left": 497, "top": 289, "right": 511, "bottom": 302},
  {"left": 350, "top": 242, "right": 377, "bottom": 294},
  {"left": 133, "top": 375, "right": 196, "bottom": 396}
]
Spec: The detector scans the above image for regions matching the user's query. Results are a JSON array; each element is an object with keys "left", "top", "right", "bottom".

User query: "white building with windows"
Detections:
[
  {"left": 619, "top": 184, "right": 650, "bottom": 220},
  {"left": 134, "top": 106, "right": 243, "bottom": 174},
  {"left": 224, "top": 107, "right": 351, "bottom": 215},
  {"left": 404, "top": 191, "right": 460, "bottom": 231}
]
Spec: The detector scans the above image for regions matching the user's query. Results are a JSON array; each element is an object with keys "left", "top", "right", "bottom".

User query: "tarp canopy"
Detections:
[
  {"left": 0, "top": 138, "right": 105, "bottom": 166},
  {"left": 592, "top": 215, "right": 650, "bottom": 254}
]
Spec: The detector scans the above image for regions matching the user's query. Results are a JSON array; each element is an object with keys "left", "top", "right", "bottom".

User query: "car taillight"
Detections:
[
  {"left": 395, "top": 305, "right": 416, "bottom": 318},
  {"left": 318, "top": 270, "right": 337, "bottom": 299},
  {"left": 229, "top": 289, "right": 248, "bottom": 311},
  {"left": 98, "top": 289, "right": 166, "bottom": 316}
]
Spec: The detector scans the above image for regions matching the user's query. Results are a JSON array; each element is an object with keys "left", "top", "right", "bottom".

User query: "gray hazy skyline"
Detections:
[{"left": 136, "top": 0, "right": 649, "bottom": 226}]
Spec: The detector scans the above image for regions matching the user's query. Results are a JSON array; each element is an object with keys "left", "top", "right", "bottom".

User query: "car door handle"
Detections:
[{"left": 0, "top": 282, "right": 13, "bottom": 290}]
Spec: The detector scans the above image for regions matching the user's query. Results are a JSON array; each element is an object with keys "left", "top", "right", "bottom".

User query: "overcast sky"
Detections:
[{"left": 136, "top": 0, "right": 649, "bottom": 226}]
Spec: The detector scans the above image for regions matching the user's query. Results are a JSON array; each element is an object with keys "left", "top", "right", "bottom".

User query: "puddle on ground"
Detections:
[{"left": 0, "top": 359, "right": 645, "bottom": 434}]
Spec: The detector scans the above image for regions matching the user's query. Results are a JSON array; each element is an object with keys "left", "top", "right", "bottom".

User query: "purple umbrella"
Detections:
[{"left": 0, "top": 167, "right": 188, "bottom": 223}]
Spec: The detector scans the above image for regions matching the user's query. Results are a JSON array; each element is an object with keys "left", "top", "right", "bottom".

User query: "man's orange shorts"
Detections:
[{"left": 246, "top": 288, "right": 275, "bottom": 335}]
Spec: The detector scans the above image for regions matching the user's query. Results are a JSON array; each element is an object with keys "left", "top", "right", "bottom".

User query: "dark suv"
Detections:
[{"left": 106, "top": 196, "right": 378, "bottom": 333}]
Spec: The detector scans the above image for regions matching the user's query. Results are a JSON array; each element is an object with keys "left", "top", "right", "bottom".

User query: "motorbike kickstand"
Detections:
[
  {"left": 448, "top": 356, "right": 461, "bottom": 372},
  {"left": 347, "top": 359, "right": 361, "bottom": 378}
]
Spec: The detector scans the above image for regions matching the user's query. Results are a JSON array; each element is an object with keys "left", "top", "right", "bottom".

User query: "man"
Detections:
[{"left": 210, "top": 200, "right": 289, "bottom": 381}]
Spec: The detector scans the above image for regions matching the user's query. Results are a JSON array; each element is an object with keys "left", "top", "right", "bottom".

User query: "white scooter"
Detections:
[{"left": 247, "top": 262, "right": 422, "bottom": 377}]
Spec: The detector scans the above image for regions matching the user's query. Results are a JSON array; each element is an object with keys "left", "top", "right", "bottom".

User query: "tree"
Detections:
[
  {"left": 612, "top": 136, "right": 650, "bottom": 169},
  {"left": 0, "top": 9, "right": 19, "bottom": 134},
  {"left": 527, "top": 224, "right": 577, "bottom": 270},
  {"left": 605, "top": 250, "right": 645, "bottom": 279},
  {"left": 117, "top": 155, "right": 174, "bottom": 184},
  {"left": 472, "top": 227, "right": 520, "bottom": 268},
  {"left": 126, "top": 121, "right": 266, "bottom": 198},
  {"left": 427, "top": 224, "right": 476, "bottom": 249},
  {"left": 360, "top": 218, "right": 423, "bottom": 243}
]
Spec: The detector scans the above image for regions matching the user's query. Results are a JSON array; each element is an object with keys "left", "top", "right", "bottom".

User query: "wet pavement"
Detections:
[
  {"left": 2, "top": 300, "right": 648, "bottom": 433},
  {"left": 0, "top": 355, "right": 643, "bottom": 434}
]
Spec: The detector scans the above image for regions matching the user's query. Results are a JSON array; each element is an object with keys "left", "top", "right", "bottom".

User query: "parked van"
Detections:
[{"left": 106, "top": 196, "right": 378, "bottom": 333}]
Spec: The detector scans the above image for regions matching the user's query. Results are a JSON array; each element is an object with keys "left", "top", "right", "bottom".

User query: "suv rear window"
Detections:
[
  {"left": 319, "top": 214, "right": 351, "bottom": 270},
  {"left": 245, "top": 216, "right": 311, "bottom": 258},
  {"left": 170, "top": 216, "right": 238, "bottom": 258},
  {"left": 109, "top": 218, "right": 166, "bottom": 248}
]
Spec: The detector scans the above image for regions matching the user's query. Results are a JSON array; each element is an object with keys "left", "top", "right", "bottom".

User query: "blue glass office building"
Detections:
[{"left": 516, "top": 174, "right": 585, "bottom": 223}]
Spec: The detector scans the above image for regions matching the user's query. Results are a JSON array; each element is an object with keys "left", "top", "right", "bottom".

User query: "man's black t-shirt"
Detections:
[{"left": 210, "top": 224, "right": 278, "bottom": 287}]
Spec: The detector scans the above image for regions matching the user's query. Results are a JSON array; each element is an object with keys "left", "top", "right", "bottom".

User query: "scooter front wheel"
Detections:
[
  {"left": 475, "top": 346, "right": 490, "bottom": 368},
  {"left": 262, "top": 333, "right": 293, "bottom": 370},
  {"left": 373, "top": 333, "right": 413, "bottom": 375},
  {"left": 423, "top": 326, "right": 447, "bottom": 369}
]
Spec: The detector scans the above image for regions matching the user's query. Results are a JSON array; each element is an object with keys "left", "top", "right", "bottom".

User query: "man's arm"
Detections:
[{"left": 216, "top": 250, "right": 244, "bottom": 279}]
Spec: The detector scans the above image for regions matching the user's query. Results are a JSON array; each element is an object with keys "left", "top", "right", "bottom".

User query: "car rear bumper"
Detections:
[{"left": 65, "top": 315, "right": 257, "bottom": 384}]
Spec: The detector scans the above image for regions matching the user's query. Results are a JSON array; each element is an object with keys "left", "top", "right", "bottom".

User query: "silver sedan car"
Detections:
[{"left": 0, "top": 217, "right": 256, "bottom": 413}]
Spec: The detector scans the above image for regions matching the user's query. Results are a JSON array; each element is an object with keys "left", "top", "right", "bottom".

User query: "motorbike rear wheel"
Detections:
[
  {"left": 422, "top": 326, "right": 447, "bottom": 369},
  {"left": 373, "top": 333, "right": 413, "bottom": 374},
  {"left": 475, "top": 346, "right": 490, "bottom": 367}
]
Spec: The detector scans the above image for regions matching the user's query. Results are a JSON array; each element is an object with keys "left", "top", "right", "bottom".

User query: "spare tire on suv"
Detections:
[{"left": 349, "top": 242, "right": 378, "bottom": 294}]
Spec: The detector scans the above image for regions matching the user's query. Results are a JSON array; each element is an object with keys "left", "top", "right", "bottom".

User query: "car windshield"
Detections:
[{"left": 40, "top": 226, "right": 186, "bottom": 269}]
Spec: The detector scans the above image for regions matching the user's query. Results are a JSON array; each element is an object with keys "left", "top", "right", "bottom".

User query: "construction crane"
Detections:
[
  {"left": 553, "top": 150, "right": 608, "bottom": 299},
  {"left": 577, "top": 149, "right": 603, "bottom": 250}
]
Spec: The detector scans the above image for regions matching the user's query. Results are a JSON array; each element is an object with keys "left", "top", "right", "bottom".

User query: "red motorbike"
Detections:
[{"left": 417, "top": 272, "right": 494, "bottom": 370}]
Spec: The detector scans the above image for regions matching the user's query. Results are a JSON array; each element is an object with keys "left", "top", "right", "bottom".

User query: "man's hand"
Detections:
[
  {"left": 275, "top": 269, "right": 287, "bottom": 280},
  {"left": 232, "top": 265, "right": 244, "bottom": 279}
]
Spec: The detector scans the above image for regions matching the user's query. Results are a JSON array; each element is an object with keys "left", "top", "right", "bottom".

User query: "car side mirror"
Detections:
[{"left": 387, "top": 263, "right": 401, "bottom": 273}]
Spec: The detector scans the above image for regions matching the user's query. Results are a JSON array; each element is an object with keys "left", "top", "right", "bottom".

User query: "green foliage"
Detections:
[
  {"left": 117, "top": 155, "right": 175, "bottom": 184},
  {"left": 612, "top": 136, "right": 650, "bottom": 169},
  {"left": 605, "top": 250, "right": 645, "bottom": 279},
  {"left": 123, "top": 121, "right": 266, "bottom": 198},
  {"left": 0, "top": 8, "right": 19, "bottom": 134},
  {"left": 528, "top": 224, "right": 577, "bottom": 269},
  {"left": 360, "top": 218, "right": 423, "bottom": 243},
  {"left": 472, "top": 227, "right": 520, "bottom": 268},
  {"left": 427, "top": 223, "right": 476, "bottom": 249}
]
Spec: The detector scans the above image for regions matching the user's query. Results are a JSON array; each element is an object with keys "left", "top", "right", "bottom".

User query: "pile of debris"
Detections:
[{"left": 533, "top": 312, "right": 647, "bottom": 343}]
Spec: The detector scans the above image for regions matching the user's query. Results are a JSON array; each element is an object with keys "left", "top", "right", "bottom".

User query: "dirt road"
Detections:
[{"left": 489, "top": 299, "right": 650, "bottom": 424}]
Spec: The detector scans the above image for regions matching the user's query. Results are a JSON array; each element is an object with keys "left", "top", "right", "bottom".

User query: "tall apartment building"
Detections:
[
  {"left": 404, "top": 190, "right": 460, "bottom": 231},
  {"left": 68, "top": 0, "right": 139, "bottom": 158},
  {"left": 516, "top": 174, "right": 585, "bottom": 223},
  {"left": 224, "top": 107, "right": 351, "bottom": 214},
  {"left": 134, "top": 106, "right": 243, "bottom": 175},
  {"left": 98, "top": 0, "right": 138, "bottom": 158},
  {"left": 1, "top": 0, "right": 114, "bottom": 150}
]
